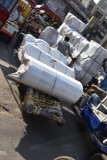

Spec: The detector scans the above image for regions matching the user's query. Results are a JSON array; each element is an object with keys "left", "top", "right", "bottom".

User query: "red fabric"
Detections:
[
  {"left": 28, "top": 0, "right": 36, "bottom": 8},
  {"left": 0, "top": 5, "right": 9, "bottom": 21},
  {"left": 0, "top": 14, "right": 8, "bottom": 21},
  {"left": 42, "top": 5, "right": 61, "bottom": 21}
]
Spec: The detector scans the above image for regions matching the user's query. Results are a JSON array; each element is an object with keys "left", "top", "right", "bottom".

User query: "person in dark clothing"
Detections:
[{"left": 57, "top": 36, "right": 72, "bottom": 57}]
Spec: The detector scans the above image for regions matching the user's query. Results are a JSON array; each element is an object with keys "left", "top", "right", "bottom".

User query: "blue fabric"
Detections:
[
  {"left": 88, "top": 93, "right": 101, "bottom": 106},
  {"left": 81, "top": 103, "right": 102, "bottom": 130},
  {"left": 100, "top": 70, "right": 107, "bottom": 92},
  {"left": 0, "top": 0, "right": 17, "bottom": 12}
]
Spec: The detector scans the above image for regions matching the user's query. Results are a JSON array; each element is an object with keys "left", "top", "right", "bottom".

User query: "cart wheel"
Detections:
[
  {"left": 53, "top": 156, "right": 75, "bottom": 160},
  {"left": 90, "top": 153, "right": 107, "bottom": 160},
  {"left": 14, "top": 33, "right": 25, "bottom": 50}
]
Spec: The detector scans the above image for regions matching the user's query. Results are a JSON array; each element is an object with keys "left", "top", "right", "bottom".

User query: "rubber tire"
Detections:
[
  {"left": 14, "top": 33, "right": 25, "bottom": 50},
  {"left": 90, "top": 153, "right": 107, "bottom": 160},
  {"left": 53, "top": 156, "right": 75, "bottom": 160}
]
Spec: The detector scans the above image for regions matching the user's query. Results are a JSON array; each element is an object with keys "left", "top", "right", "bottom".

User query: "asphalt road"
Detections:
[{"left": 0, "top": 35, "right": 98, "bottom": 160}]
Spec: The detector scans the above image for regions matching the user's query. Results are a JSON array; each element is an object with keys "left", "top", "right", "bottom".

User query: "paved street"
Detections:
[{"left": 0, "top": 36, "right": 97, "bottom": 160}]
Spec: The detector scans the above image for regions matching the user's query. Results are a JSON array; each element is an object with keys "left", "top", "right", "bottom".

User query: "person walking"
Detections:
[
  {"left": 57, "top": 36, "right": 72, "bottom": 58},
  {"left": 39, "top": 22, "right": 59, "bottom": 46},
  {"left": 57, "top": 36, "right": 76, "bottom": 66}
]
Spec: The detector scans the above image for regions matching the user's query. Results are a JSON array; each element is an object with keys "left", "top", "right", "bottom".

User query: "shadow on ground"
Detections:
[{"left": 15, "top": 109, "right": 97, "bottom": 160}]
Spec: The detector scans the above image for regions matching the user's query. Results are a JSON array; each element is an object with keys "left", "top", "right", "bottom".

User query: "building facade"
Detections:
[{"left": 45, "top": 0, "right": 95, "bottom": 23}]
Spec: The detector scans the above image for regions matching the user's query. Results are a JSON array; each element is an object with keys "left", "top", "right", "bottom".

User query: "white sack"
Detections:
[
  {"left": 57, "top": 35, "right": 63, "bottom": 44},
  {"left": 22, "top": 34, "right": 36, "bottom": 45},
  {"left": 77, "top": 56, "right": 101, "bottom": 75},
  {"left": 85, "top": 40, "right": 107, "bottom": 64},
  {"left": 58, "top": 28, "right": 83, "bottom": 53},
  {"left": 9, "top": 59, "right": 83, "bottom": 104},
  {"left": 21, "top": 34, "right": 67, "bottom": 64},
  {"left": 65, "top": 30, "right": 86, "bottom": 49},
  {"left": 58, "top": 12, "right": 85, "bottom": 33},
  {"left": 74, "top": 40, "right": 107, "bottom": 85},
  {"left": 67, "top": 16, "right": 85, "bottom": 32},
  {"left": 35, "top": 39, "right": 50, "bottom": 53},
  {"left": 78, "top": 41, "right": 107, "bottom": 71},
  {"left": 63, "top": 12, "right": 72, "bottom": 24},
  {"left": 58, "top": 24, "right": 72, "bottom": 36},
  {"left": 21, "top": 43, "right": 67, "bottom": 65},
  {"left": 74, "top": 39, "right": 89, "bottom": 52},
  {"left": 19, "top": 43, "right": 75, "bottom": 78},
  {"left": 80, "top": 73, "right": 92, "bottom": 85},
  {"left": 74, "top": 65, "right": 92, "bottom": 86},
  {"left": 72, "top": 39, "right": 89, "bottom": 58},
  {"left": 49, "top": 48, "right": 67, "bottom": 65},
  {"left": 74, "top": 57, "right": 102, "bottom": 85},
  {"left": 21, "top": 34, "right": 50, "bottom": 53}
]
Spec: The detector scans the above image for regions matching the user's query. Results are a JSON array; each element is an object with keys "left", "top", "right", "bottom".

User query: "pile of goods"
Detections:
[
  {"left": 9, "top": 34, "right": 83, "bottom": 125},
  {"left": 22, "top": 87, "right": 65, "bottom": 125},
  {"left": 58, "top": 12, "right": 107, "bottom": 86}
]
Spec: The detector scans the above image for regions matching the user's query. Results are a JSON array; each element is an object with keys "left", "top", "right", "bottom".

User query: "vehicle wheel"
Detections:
[
  {"left": 90, "top": 153, "right": 107, "bottom": 160},
  {"left": 53, "top": 156, "right": 75, "bottom": 160},
  {"left": 14, "top": 33, "right": 25, "bottom": 50}
]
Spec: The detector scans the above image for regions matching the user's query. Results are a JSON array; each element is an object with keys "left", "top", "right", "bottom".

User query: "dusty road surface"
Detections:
[{"left": 0, "top": 36, "right": 98, "bottom": 160}]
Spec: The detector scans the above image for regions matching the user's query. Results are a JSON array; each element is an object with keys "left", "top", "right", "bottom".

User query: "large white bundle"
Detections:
[
  {"left": 80, "top": 72, "right": 92, "bottom": 85},
  {"left": 63, "top": 12, "right": 72, "bottom": 24},
  {"left": 72, "top": 39, "right": 89, "bottom": 58},
  {"left": 58, "top": 12, "right": 85, "bottom": 33},
  {"left": 74, "top": 41, "right": 107, "bottom": 85},
  {"left": 21, "top": 34, "right": 67, "bottom": 64},
  {"left": 58, "top": 24, "right": 72, "bottom": 36},
  {"left": 19, "top": 43, "right": 75, "bottom": 78},
  {"left": 21, "top": 43, "right": 67, "bottom": 65},
  {"left": 49, "top": 48, "right": 67, "bottom": 64},
  {"left": 84, "top": 40, "right": 107, "bottom": 64},
  {"left": 9, "top": 59, "right": 83, "bottom": 104},
  {"left": 73, "top": 65, "right": 92, "bottom": 85},
  {"left": 74, "top": 39, "right": 89, "bottom": 52},
  {"left": 74, "top": 58, "right": 101, "bottom": 85},
  {"left": 35, "top": 39, "right": 50, "bottom": 53},
  {"left": 21, "top": 34, "right": 50, "bottom": 53},
  {"left": 67, "top": 30, "right": 80, "bottom": 44},
  {"left": 67, "top": 16, "right": 85, "bottom": 32},
  {"left": 78, "top": 41, "right": 107, "bottom": 70},
  {"left": 66, "top": 30, "right": 86, "bottom": 49},
  {"left": 20, "top": 43, "right": 41, "bottom": 60},
  {"left": 57, "top": 35, "right": 63, "bottom": 44},
  {"left": 58, "top": 27, "right": 86, "bottom": 50},
  {"left": 22, "top": 34, "right": 36, "bottom": 45},
  {"left": 68, "top": 12, "right": 85, "bottom": 32},
  {"left": 77, "top": 57, "right": 101, "bottom": 76}
]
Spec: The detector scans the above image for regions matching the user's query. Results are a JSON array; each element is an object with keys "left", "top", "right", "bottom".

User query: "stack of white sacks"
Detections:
[
  {"left": 58, "top": 12, "right": 107, "bottom": 86},
  {"left": 75, "top": 41, "right": 107, "bottom": 85},
  {"left": 58, "top": 12, "right": 85, "bottom": 35},
  {"left": 9, "top": 34, "right": 83, "bottom": 104},
  {"left": 57, "top": 12, "right": 86, "bottom": 50}
]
